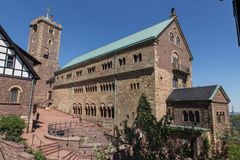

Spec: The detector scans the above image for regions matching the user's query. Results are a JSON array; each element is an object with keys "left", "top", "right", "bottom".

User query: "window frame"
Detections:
[{"left": 9, "top": 87, "right": 20, "bottom": 103}]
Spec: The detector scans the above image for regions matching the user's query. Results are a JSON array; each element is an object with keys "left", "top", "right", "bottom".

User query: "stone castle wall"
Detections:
[{"left": 0, "top": 139, "right": 34, "bottom": 160}]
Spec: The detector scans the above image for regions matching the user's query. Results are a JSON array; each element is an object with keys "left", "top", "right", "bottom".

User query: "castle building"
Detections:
[
  {"left": 0, "top": 25, "right": 40, "bottom": 130},
  {"left": 29, "top": 12, "right": 229, "bottom": 149},
  {"left": 28, "top": 15, "right": 62, "bottom": 105}
]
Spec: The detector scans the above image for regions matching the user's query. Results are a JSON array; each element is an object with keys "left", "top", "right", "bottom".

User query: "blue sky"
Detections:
[{"left": 0, "top": 0, "right": 239, "bottom": 111}]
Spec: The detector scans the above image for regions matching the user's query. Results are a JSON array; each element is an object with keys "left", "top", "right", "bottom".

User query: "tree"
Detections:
[{"left": 111, "top": 94, "right": 197, "bottom": 160}]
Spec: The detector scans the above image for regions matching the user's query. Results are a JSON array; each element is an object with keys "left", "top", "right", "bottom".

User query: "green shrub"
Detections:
[
  {"left": 34, "top": 150, "right": 46, "bottom": 160},
  {"left": 0, "top": 115, "right": 25, "bottom": 142},
  {"left": 228, "top": 142, "right": 240, "bottom": 160}
]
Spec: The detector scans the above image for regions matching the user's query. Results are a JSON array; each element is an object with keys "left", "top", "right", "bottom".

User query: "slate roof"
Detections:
[
  {"left": 62, "top": 18, "right": 175, "bottom": 69},
  {"left": 167, "top": 85, "right": 230, "bottom": 102},
  {"left": 0, "top": 25, "right": 41, "bottom": 79}
]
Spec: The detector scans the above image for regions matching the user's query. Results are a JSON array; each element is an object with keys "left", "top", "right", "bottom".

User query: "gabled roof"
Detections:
[
  {"left": 62, "top": 18, "right": 175, "bottom": 70},
  {"left": 167, "top": 85, "right": 230, "bottom": 103},
  {"left": 0, "top": 25, "right": 41, "bottom": 79}
]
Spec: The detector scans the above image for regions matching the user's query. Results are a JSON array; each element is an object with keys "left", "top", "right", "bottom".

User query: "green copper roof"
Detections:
[{"left": 62, "top": 18, "right": 174, "bottom": 69}]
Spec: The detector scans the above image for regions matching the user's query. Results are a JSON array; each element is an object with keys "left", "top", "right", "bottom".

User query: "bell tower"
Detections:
[{"left": 28, "top": 11, "right": 62, "bottom": 104}]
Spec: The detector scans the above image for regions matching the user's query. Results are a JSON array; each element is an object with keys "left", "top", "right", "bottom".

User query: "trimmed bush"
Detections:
[
  {"left": 0, "top": 115, "right": 25, "bottom": 142},
  {"left": 34, "top": 150, "right": 46, "bottom": 160}
]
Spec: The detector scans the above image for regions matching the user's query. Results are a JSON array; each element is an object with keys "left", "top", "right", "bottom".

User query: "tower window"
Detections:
[
  {"left": 32, "top": 37, "right": 36, "bottom": 43},
  {"left": 6, "top": 55, "right": 14, "bottom": 68},
  {"left": 33, "top": 24, "right": 38, "bottom": 32},
  {"left": 43, "top": 52, "right": 49, "bottom": 59},
  {"left": 49, "top": 28, "right": 54, "bottom": 34},
  {"left": 48, "top": 40, "right": 52, "bottom": 45}
]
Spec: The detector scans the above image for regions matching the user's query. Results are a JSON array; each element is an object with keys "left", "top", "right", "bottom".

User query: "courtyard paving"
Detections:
[{"left": 22, "top": 108, "right": 102, "bottom": 159}]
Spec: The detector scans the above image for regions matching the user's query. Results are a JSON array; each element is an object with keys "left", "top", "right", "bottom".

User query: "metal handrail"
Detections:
[{"left": 32, "top": 134, "right": 45, "bottom": 148}]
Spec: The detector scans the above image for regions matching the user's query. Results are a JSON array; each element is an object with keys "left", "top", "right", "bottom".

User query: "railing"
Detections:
[
  {"left": 172, "top": 63, "right": 190, "bottom": 74},
  {"left": 48, "top": 121, "right": 82, "bottom": 137},
  {"left": 32, "top": 134, "right": 45, "bottom": 148}
]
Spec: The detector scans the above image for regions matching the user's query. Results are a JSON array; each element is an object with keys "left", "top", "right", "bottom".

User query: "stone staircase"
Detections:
[{"left": 37, "top": 142, "right": 94, "bottom": 160}]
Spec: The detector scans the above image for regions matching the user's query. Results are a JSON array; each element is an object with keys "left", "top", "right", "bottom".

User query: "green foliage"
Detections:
[
  {"left": 202, "top": 136, "right": 210, "bottom": 159},
  {"left": 230, "top": 114, "right": 240, "bottom": 136},
  {"left": 228, "top": 141, "right": 240, "bottom": 160},
  {"left": 34, "top": 150, "right": 46, "bottom": 160},
  {"left": 20, "top": 139, "right": 34, "bottom": 154},
  {"left": 0, "top": 115, "right": 25, "bottom": 142},
  {"left": 112, "top": 94, "right": 200, "bottom": 160},
  {"left": 94, "top": 143, "right": 115, "bottom": 160}
]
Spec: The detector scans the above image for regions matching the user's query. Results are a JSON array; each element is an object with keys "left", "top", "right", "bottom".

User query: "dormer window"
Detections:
[
  {"left": 6, "top": 55, "right": 14, "bottom": 68},
  {"left": 170, "top": 32, "right": 174, "bottom": 42}
]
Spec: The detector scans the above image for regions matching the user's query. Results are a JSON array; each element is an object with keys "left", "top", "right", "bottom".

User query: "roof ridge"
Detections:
[{"left": 172, "top": 85, "right": 218, "bottom": 90}]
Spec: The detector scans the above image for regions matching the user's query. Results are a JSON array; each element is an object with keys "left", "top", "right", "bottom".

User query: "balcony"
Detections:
[{"left": 172, "top": 63, "right": 190, "bottom": 75}]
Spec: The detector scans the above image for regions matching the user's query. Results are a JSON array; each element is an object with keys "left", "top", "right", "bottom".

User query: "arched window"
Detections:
[
  {"left": 172, "top": 52, "right": 179, "bottom": 68},
  {"left": 91, "top": 107, "right": 94, "bottom": 116},
  {"left": 94, "top": 106, "right": 96, "bottom": 116},
  {"left": 10, "top": 88, "right": 20, "bottom": 102},
  {"left": 111, "top": 107, "right": 114, "bottom": 119},
  {"left": 176, "top": 36, "right": 180, "bottom": 46},
  {"left": 139, "top": 53, "right": 142, "bottom": 61},
  {"left": 195, "top": 111, "right": 200, "bottom": 123},
  {"left": 189, "top": 111, "right": 195, "bottom": 122},
  {"left": 85, "top": 104, "right": 89, "bottom": 115},
  {"left": 78, "top": 104, "right": 82, "bottom": 115},
  {"left": 108, "top": 107, "right": 111, "bottom": 118},
  {"left": 104, "top": 107, "right": 107, "bottom": 117},
  {"left": 183, "top": 111, "right": 188, "bottom": 121},
  {"left": 123, "top": 57, "right": 126, "bottom": 65},
  {"left": 73, "top": 103, "right": 77, "bottom": 114},
  {"left": 100, "top": 107, "right": 103, "bottom": 117},
  {"left": 109, "top": 84, "right": 112, "bottom": 91},
  {"left": 170, "top": 32, "right": 174, "bottom": 42}
]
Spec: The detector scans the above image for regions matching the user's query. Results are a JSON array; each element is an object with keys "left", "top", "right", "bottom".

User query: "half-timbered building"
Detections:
[{"left": 0, "top": 25, "right": 40, "bottom": 130}]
